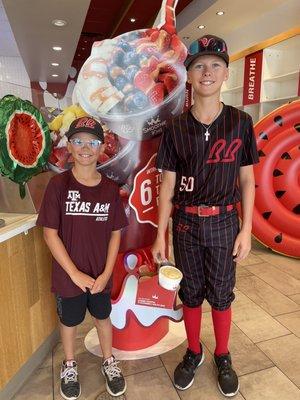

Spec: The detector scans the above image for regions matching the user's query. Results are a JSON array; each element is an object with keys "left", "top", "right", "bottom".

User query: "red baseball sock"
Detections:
[
  {"left": 183, "top": 304, "right": 202, "bottom": 354},
  {"left": 212, "top": 307, "right": 232, "bottom": 355}
]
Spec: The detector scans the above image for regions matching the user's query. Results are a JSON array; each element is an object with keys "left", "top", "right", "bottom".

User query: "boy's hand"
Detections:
[
  {"left": 70, "top": 270, "right": 95, "bottom": 292},
  {"left": 151, "top": 236, "right": 166, "bottom": 264},
  {"left": 90, "top": 273, "right": 109, "bottom": 294},
  {"left": 233, "top": 230, "right": 251, "bottom": 262}
]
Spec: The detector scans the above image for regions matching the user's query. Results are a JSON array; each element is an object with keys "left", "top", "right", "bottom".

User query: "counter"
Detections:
[{"left": 0, "top": 214, "right": 57, "bottom": 397}]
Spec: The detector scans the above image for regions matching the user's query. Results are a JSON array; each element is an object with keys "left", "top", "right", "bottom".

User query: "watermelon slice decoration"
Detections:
[{"left": 0, "top": 95, "right": 51, "bottom": 197}]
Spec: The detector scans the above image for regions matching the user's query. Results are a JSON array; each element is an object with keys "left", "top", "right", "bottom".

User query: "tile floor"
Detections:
[{"left": 13, "top": 239, "right": 300, "bottom": 400}]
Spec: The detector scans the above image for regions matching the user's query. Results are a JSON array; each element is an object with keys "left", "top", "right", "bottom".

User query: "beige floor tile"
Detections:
[
  {"left": 257, "top": 335, "right": 300, "bottom": 388},
  {"left": 245, "top": 263, "right": 300, "bottom": 296},
  {"left": 232, "top": 291, "right": 290, "bottom": 342},
  {"left": 12, "top": 367, "right": 53, "bottom": 400},
  {"left": 120, "top": 356, "right": 163, "bottom": 376},
  {"left": 290, "top": 294, "right": 300, "bottom": 305},
  {"left": 235, "top": 276, "right": 300, "bottom": 316},
  {"left": 257, "top": 252, "right": 300, "bottom": 280},
  {"left": 200, "top": 313, "right": 273, "bottom": 376},
  {"left": 124, "top": 367, "right": 179, "bottom": 400},
  {"left": 239, "top": 367, "right": 300, "bottom": 400},
  {"left": 276, "top": 311, "right": 300, "bottom": 338},
  {"left": 238, "top": 253, "right": 264, "bottom": 267},
  {"left": 236, "top": 264, "right": 254, "bottom": 279},
  {"left": 250, "top": 238, "right": 270, "bottom": 255}
]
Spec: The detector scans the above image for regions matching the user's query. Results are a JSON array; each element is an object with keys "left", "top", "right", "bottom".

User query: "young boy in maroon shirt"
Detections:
[
  {"left": 152, "top": 35, "right": 259, "bottom": 397},
  {"left": 37, "top": 117, "right": 127, "bottom": 399}
]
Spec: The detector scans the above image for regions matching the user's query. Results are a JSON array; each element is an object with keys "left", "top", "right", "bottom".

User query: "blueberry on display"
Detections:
[
  {"left": 124, "top": 94, "right": 135, "bottom": 112},
  {"left": 123, "top": 51, "right": 139, "bottom": 67},
  {"left": 118, "top": 39, "right": 133, "bottom": 52},
  {"left": 125, "top": 65, "right": 139, "bottom": 82},
  {"left": 113, "top": 49, "right": 125, "bottom": 67},
  {"left": 132, "top": 90, "right": 148, "bottom": 110},
  {"left": 114, "top": 75, "right": 129, "bottom": 90},
  {"left": 126, "top": 32, "right": 140, "bottom": 42}
]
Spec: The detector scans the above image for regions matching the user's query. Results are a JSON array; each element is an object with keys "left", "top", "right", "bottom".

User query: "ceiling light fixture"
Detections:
[
  {"left": 130, "top": 18, "right": 136, "bottom": 22},
  {"left": 198, "top": 25, "right": 205, "bottom": 29},
  {"left": 216, "top": 11, "right": 225, "bottom": 16},
  {"left": 52, "top": 19, "right": 67, "bottom": 27},
  {"left": 183, "top": 36, "right": 190, "bottom": 40},
  {"left": 51, "top": 62, "right": 59, "bottom": 66},
  {"left": 52, "top": 74, "right": 58, "bottom": 77},
  {"left": 52, "top": 46, "right": 62, "bottom": 51}
]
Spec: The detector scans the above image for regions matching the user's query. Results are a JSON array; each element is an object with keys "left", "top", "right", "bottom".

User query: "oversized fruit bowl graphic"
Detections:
[{"left": 74, "top": 2, "right": 187, "bottom": 141}]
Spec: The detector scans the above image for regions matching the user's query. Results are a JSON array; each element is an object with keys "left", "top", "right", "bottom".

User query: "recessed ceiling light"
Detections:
[
  {"left": 52, "top": 74, "right": 58, "bottom": 77},
  {"left": 183, "top": 36, "right": 190, "bottom": 40},
  {"left": 52, "top": 46, "right": 62, "bottom": 51},
  {"left": 53, "top": 92, "right": 58, "bottom": 97},
  {"left": 52, "top": 19, "right": 67, "bottom": 27},
  {"left": 78, "top": 54, "right": 81, "bottom": 57},
  {"left": 82, "top": 47, "right": 85, "bottom": 50},
  {"left": 51, "top": 62, "right": 59, "bottom": 66},
  {"left": 84, "top": 40, "right": 88, "bottom": 43},
  {"left": 216, "top": 11, "right": 225, "bottom": 16},
  {"left": 198, "top": 25, "right": 205, "bottom": 29},
  {"left": 130, "top": 18, "right": 136, "bottom": 22}
]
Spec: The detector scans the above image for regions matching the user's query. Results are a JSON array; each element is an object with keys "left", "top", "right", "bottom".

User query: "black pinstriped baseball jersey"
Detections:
[{"left": 156, "top": 104, "right": 259, "bottom": 206}]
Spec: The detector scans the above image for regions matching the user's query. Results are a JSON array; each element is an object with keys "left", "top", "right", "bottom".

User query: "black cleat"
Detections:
[
  {"left": 174, "top": 347, "right": 205, "bottom": 390},
  {"left": 214, "top": 353, "right": 239, "bottom": 397}
]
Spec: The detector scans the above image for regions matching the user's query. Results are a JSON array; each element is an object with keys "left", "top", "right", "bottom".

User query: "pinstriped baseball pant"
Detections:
[{"left": 172, "top": 208, "right": 239, "bottom": 310}]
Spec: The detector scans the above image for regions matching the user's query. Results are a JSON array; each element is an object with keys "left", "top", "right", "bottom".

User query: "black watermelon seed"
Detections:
[
  {"left": 275, "top": 190, "right": 286, "bottom": 198},
  {"left": 259, "top": 132, "right": 268, "bottom": 140},
  {"left": 274, "top": 115, "right": 283, "bottom": 126},
  {"left": 255, "top": 184, "right": 259, "bottom": 188},
  {"left": 262, "top": 211, "right": 272, "bottom": 220},
  {"left": 258, "top": 150, "right": 266, "bottom": 157},
  {"left": 294, "top": 123, "right": 300, "bottom": 132},
  {"left": 274, "top": 233, "right": 283, "bottom": 243},
  {"left": 292, "top": 204, "right": 300, "bottom": 214},
  {"left": 281, "top": 152, "right": 291, "bottom": 159},
  {"left": 273, "top": 169, "right": 283, "bottom": 177}
]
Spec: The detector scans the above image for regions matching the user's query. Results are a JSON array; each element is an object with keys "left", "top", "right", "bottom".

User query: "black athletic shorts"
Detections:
[{"left": 55, "top": 290, "right": 112, "bottom": 327}]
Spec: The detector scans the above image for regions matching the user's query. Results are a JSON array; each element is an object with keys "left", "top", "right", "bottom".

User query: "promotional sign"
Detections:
[
  {"left": 129, "top": 153, "right": 161, "bottom": 227},
  {"left": 242, "top": 50, "right": 263, "bottom": 105}
]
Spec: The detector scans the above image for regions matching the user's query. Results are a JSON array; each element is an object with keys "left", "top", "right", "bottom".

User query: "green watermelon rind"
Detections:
[
  {"left": 6, "top": 110, "right": 46, "bottom": 169},
  {"left": 0, "top": 95, "right": 51, "bottom": 184}
]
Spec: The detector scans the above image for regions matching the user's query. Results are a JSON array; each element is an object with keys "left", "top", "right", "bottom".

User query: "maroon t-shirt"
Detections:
[{"left": 37, "top": 170, "right": 128, "bottom": 297}]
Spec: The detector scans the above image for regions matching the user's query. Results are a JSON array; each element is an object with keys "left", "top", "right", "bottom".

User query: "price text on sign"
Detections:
[{"left": 129, "top": 153, "right": 162, "bottom": 227}]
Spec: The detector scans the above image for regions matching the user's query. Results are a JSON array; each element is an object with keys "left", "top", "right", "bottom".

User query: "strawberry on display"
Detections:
[
  {"left": 104, "top": 132, "right": 120, "bottom": 157},
  {"left": 148, "top": 83, "right": 164, "bottom": 106},
  {"left": 134, "top": 71, "right": 154, "bottom": 93},
  {"left": 98, "top": 153, "right": 110, "bottom": 164}
]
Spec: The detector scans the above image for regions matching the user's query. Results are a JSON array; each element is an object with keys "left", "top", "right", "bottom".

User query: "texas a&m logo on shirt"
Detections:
[{"left": 65, "top": 190, "right": 110, "bottom": 221}]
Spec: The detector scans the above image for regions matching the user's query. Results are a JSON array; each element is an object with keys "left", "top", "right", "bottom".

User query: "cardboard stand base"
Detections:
[{"left": 85, "top": 320, "right": 186, "bottom": 360}]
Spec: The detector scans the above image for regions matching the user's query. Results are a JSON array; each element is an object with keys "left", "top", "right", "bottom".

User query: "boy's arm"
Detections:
[
  {"left": 43, "top": 227, "right": 95, "bottom": 292},
  {"left": 91, "top": 230, "right": 121, "bottom": 294},
  {"left": 233, "top": 165, "right": 255, "bottom": 261},
  {"left": 151, "top": 170, "right": 176, "bottom": 263}
]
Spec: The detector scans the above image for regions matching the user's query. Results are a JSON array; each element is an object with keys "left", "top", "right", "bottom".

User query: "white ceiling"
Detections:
[
  {"left": 178, "top": 0, "right": 300, "bottom": 54},
  {"left": 0, "top": 0, "right": 20, "bottom": 57},
  {"left": 0, "top": 0, "right": 299, "bottom": 85},
  {"left": 2, "top": 0, "right": 90, "bottom": 83}
]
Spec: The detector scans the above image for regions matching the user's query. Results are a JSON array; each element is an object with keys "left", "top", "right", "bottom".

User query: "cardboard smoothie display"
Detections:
[{"left": 75, "top": 0, "right": 187, "bottom": 351}]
